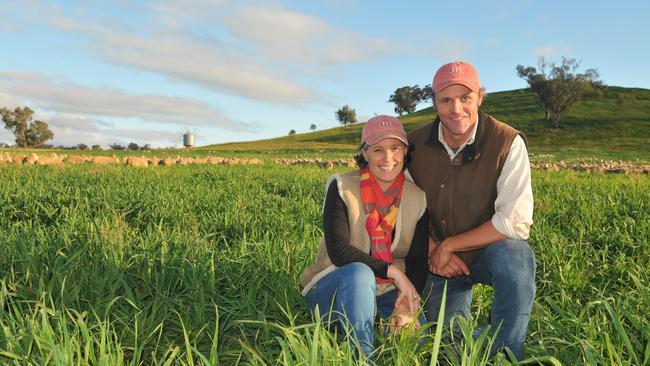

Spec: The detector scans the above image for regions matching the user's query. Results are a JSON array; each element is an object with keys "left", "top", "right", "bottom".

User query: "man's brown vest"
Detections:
[{"left": 407, "top": 111, "right": 522, "bottom": 265}]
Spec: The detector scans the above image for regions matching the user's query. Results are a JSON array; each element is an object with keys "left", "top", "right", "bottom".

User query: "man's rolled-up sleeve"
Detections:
[{"left": 491, "top": 135, "right": 534, "bottom": 240}]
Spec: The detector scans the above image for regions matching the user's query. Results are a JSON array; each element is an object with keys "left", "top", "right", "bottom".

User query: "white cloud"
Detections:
[
  {"left": 0, "top": 92, "right": 22, "bottom": 110},
  {"left": 0, "top": 72, "right": 256, "bottom": 131},
  {"left": 148, "top": 0, "right": 231, "bottom": 21},
  {"left": 42, "top": 7, "right": 323, "bottom": 105},
  {"left": 97, "top": 31, "right": 320, "bottom": 105},
  {"left": 223, "top": 6, "right": 394, "bottom": 66},
  {"left": 1, "top": 110, "right": 183, "bottom": 147},
  {"left": 1, "top": 22, "right": 16, "bottom": 31},
  {"left": 40, "top": 2, "right": 404, "bottom": 104},
  {"left": 45, "top": 113, "right": 182, "bottom": 147}
]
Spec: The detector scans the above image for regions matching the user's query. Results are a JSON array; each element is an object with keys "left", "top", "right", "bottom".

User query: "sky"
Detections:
[{"left": 1, "top": 0, "right": 648, "bottom": 148}]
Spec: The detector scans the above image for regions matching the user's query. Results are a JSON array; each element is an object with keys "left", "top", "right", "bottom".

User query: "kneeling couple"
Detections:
[{"left": 300, "top": 61, "right": 536, "bottom": 361}]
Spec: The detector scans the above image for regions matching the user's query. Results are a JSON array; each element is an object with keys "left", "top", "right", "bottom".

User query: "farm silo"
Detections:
[{"left": 183, "top": 132, "right": 195, "bottom": 147}]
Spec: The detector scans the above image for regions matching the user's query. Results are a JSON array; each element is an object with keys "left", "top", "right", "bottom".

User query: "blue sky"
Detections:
[{"left": 1, "top": 0, "right": 648, "bottom": 147}]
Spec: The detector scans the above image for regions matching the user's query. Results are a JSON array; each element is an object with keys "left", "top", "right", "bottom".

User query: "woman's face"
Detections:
[{"left": 361, "top": 138, "right": 407, "bottom": 190}]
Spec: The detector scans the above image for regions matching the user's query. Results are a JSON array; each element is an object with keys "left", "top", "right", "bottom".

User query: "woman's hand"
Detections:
[
  {"left": 387, "top": 264, "right": 420, "bottom": 315},
  {"left": 391, "top": 295, "right": 421, "bottom": 333}
]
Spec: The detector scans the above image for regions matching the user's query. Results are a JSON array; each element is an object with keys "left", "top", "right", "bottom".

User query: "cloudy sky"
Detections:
[{"left": 1, "top": 0, "right": 648, "bottom": 147}]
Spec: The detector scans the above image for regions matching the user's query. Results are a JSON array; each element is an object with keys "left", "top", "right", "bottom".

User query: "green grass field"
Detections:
[{"left": 0, "top": 163, "right": 647, "bottom": 365}]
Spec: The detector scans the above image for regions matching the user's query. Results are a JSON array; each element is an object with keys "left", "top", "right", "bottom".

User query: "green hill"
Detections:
[{"left": 204, "top": 87, "right": 650, "bottom": 161}]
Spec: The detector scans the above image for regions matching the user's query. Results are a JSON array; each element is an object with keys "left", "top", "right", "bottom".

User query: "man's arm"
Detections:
[{"left": 491, "top": 135, "right": 534, "bottom": 240}]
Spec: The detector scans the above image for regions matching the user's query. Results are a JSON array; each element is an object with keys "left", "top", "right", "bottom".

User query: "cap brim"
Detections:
[
  {"left": 434, "top": 80, "right": 479, "bottom": 93},
  {"left": 364, "top": 134, "right": 409, "bottom": 146}
]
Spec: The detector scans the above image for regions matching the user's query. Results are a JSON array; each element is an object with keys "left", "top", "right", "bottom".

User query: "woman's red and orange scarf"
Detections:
[{"left": 359, "top": 166, "right": 405, "bottom": 284}]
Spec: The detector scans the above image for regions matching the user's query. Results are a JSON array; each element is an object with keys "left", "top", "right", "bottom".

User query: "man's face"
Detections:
[{"left": 434, "top": 84, "right": 483, "bottom": 148}]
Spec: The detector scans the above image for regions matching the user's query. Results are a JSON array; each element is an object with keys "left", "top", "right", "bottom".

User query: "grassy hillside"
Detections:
[{"left": 203, "top": 87, "right": 650, "bottom": 161}]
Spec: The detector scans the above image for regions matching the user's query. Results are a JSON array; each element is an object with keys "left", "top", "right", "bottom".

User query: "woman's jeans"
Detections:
[
  {"left": 305, "top": 262, "right": 426, "bottom": 358},
  {"left": 423, "top": 239, "right": 536, "bottom": 360}
]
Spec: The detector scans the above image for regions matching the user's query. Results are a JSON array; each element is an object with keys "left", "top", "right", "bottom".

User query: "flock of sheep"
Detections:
[
  {"left": 0, "top": 153, "right": 358, "bottom": 170},
  {"left": 1, "top": 152, "right": 647, "bottom": 174},
  {"left": 530, "top": 160, "right": 650, "bottom": 174},
  {"left": 0, "top": 153, "right": 262, "bottom": 167},
  {"left": 273, "top": 158, "right": 357, "bottom": 169}
]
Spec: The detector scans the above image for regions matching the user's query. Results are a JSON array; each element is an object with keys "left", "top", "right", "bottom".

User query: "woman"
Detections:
[{"left": 299, "top": 115, "right": 429, "bottom": 358}]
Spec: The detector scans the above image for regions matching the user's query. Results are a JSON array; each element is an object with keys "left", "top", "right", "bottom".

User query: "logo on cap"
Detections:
[{"left": 450, "top": 63, "right": 464, "bottom": 74}]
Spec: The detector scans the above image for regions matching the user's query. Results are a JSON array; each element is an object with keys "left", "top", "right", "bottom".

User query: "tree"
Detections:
[
  {"left": 419, "top": 84, "right": 433, "bottom": 102},
  {"left": 336, "top": 105, "right": 357, "bottom": 126},
  {"left": 388, "top": 85, "right": 432, "bottom": 115},
  {"left": 142, "top": 144, "right": 152, "bottom": 150},
  {"left": 110, "top": 143, "right": 125, "bottom": 150},
  {"left": 91, "top": 144, "right": 102, "bottom": 150},
  {"left": 288, "top": 129, "right": 296, "bottom": 135},
  {"left": 310, "top": 123, "right": 317, "bottom": 131},
  {"left": 1, "top": 106, "right": 54, "bottom": 147},
  {"left": 517, "top": 57, "right": 605, "bottom": 128},
  {"left": 76, "top": 143, "right": 88, "bottom": 150},
  {"left": 128, "top": 142, "right": 140, "bottom": 150}
]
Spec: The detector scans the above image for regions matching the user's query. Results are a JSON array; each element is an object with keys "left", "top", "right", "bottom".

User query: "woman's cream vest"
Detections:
[{"left": 300, "top": 171, "right": 427, "bottom": 296}]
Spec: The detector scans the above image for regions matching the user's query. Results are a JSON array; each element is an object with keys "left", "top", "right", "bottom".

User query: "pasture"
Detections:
[{"left": 0, "top": 162, "right": 648, "bottom": 365}]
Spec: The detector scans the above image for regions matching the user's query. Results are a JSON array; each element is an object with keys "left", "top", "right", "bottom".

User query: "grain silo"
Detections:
[{"left": 183, "top": 132, "right": 195, "bottom": 147}]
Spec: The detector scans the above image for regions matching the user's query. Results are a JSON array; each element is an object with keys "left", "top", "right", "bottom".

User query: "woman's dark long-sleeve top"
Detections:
[{"left": 322, "top": 180, "right": 430, "bottom": 295}]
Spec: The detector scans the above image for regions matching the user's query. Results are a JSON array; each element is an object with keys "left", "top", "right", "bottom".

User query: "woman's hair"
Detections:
[{"left": 354, "top": 142, "right": 414, "bottom": 170}]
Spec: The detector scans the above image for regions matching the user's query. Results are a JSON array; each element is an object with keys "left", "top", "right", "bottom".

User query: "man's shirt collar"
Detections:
[{"left": 437, "top": 117, "right": 479, "bottom": 160}]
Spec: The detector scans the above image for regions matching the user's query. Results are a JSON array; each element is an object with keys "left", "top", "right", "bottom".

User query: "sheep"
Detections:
[
  {"left": 34, "top": 153, "right": 64, "bottom": 165},
  {"left": 22, "top": 153, "right": 38, "bottom": 165},
  {"left": 159, "top": 157, "right": 177, "bottom": 166},
  {"left": 207, "top": 156, "right": 224, "bottom": 164},
  {"left": 64, "top": 155, "right": 90, "bottom": 164},
  {"left": 0, "top": 153, "right": 12, "bottom": 164},
  {"left": 91, "top": 155, "right": 120, "bottom": 165},
  {"left": 125, "top": 156, "right": 149, "bottom": 167},
  {"left": 178, "top": 157, "right": 194, "bottom": 165}
]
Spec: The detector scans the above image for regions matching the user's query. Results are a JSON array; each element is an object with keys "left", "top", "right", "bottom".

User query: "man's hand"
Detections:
[
  {"left": 428, "top": 237, "right": 470, "bottom": 277},
  {"left": 436, "top": 255, "right": 470, "bottom": 278}
]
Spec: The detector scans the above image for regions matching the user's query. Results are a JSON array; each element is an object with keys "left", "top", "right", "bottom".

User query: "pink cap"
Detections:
[
  {"left": 361, "top": 115, "right": 408, "bottom": 146},
  {"left": 432, "top": 61, "right": 480, "bottom": 93}
]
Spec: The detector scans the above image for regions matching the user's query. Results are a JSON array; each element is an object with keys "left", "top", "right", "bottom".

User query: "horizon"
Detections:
[{"left": 2, "top": 1, "right": 649, "bottom": 148}]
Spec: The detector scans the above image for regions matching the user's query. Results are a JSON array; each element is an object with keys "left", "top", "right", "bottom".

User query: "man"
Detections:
[{"left": 407, "top": 61, "right": 535, "bottom": 360}]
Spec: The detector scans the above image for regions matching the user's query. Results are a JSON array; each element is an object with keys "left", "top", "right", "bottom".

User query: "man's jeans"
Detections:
[
  {"left": 305, "top": 262, "right": 426, "bottom": 358},
  {"left": 424, "top": 239, "right": 536, "bottom": 360}
]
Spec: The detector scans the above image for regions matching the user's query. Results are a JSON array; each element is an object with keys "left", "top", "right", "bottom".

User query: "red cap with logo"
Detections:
[
  {"left": 361, "top": 115, "right": 408, "bottom": 146},
  {"left": 432, "top": 61, "right": 480, "bottom": 93}
]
